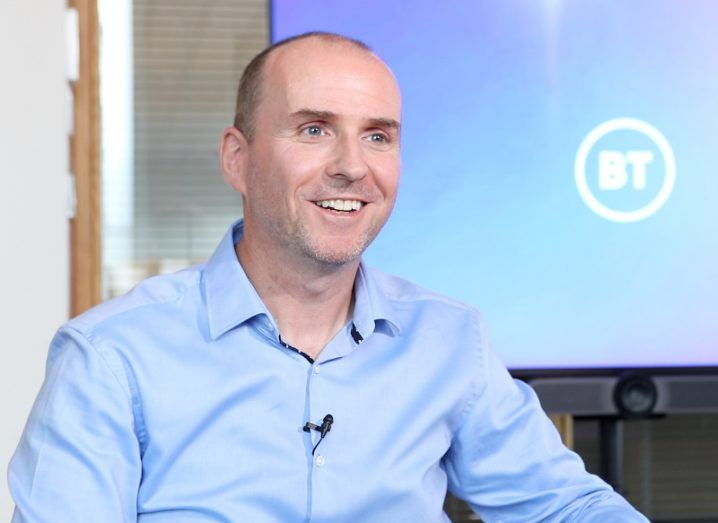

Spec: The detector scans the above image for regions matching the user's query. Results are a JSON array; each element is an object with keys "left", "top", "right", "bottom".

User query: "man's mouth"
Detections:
[{"left": 313, "top": 199, "right": 364, "bottom": 212}]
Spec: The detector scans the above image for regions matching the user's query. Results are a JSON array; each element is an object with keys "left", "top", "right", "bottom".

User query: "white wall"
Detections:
[{"left": 0, "top": 0, "right": 69, "bottom": 518}]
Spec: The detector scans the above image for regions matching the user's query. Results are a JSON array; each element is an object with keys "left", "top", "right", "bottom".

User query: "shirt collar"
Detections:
[
  {"left": 353, "top": 263, "right": 403, "bottom": 340},
  {"left": 205, "top": 219, "right": 272, "bottom": 340},
  {"left": 204, "top": 219, "right": 403, "bottom": 341}
]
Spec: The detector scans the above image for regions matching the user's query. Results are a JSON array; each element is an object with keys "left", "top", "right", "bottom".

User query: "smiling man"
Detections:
[
  {"left": 219, "top": 34, "right": 402, "bottom": 360},
  {"left": 9, "top": 33, "right": 648, "bottom": 522}
]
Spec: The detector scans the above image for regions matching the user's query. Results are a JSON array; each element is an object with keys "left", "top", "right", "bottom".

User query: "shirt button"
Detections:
[
  {"left": 315, "top": 454, "right": 325, "bottom": 467},
  {"left": 313, "top": 365, "right": 321, "bottom": 374}
]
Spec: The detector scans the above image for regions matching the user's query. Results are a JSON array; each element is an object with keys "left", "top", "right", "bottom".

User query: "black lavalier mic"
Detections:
[
  {"left": 303, "top": 414, "right": 334, "bottom": 454},
  {"left": 318, "top": 414, "right": 333, "bottom": 437}
]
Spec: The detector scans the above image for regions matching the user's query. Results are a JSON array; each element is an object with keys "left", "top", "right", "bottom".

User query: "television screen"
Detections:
[{"left": 271, "top": 1, "right": 718, "bottom": 372}]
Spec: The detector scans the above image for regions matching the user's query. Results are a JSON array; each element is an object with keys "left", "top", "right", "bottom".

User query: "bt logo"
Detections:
[
  {"left": 574, "top": 118, "right": 676, "bottom": 223},
  {"left": 598, "top": 150, "right": 653, "bottom": 190}
]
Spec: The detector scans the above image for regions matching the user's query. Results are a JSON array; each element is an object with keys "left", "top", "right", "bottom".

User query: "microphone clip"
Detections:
[{"left": 303, "top": 422, "right": 320, "bottom": 432}]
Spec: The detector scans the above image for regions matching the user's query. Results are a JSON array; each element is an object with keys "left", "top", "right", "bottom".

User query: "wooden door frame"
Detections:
[{"left": 68, "top": 0, "right": 101, "bottom": 316}]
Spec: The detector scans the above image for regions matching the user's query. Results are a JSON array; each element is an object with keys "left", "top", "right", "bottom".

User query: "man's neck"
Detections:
[{"left": 235, "top": 235, "right": 359, "bottom": 359}]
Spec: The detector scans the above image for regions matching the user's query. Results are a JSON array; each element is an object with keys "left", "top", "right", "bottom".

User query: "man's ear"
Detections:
[{"left": 219, "top": 126, "right": 250, "bottom": 194}]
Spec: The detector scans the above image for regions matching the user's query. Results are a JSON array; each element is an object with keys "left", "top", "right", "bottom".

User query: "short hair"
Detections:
[{"left": 233, "top": 31, "right": 371, "bottom": 141}]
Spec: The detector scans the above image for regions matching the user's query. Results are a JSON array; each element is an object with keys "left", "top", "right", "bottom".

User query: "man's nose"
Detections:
[{"left": 326, "top": 135, "right": 369, "bottom": 182}]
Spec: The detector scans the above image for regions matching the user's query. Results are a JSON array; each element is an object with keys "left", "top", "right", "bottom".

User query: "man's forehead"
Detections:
[
  {"left": 267, "top": 38, "right": 397, "bottom": 86},
  {"left": 262, "top": 38, "right": 401, "bottom": 119}
]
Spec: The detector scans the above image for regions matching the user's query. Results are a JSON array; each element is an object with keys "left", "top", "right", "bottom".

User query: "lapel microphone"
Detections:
[{"left": 303, "top": 414, "right": 334, "bottom": 454}]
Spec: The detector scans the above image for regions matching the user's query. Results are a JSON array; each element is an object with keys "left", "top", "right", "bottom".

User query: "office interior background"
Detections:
[{"left": 1, "top": 1, "right": 716, "bottom": 521}]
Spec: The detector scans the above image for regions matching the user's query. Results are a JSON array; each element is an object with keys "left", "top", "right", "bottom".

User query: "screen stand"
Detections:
[{"left": 599, "top": 417, "right": 624, "bottom": 494}]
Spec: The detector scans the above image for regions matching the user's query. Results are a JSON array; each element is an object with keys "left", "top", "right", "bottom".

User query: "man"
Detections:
[{"left": 9, "top": 32, "right": 648, "bottom": 522}]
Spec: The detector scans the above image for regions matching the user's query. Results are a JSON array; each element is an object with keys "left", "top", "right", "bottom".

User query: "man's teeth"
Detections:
[{"left": 315, "top": 199, "right": 363, "bottom": 211}]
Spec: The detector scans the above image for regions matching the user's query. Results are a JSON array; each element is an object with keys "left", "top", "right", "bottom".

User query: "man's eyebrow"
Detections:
[
  {"left": 368, "top": 117, "right": 401, "bottom": 132},
  {"left": 289, "top": 109, "right": 336, "bottom": 121}
]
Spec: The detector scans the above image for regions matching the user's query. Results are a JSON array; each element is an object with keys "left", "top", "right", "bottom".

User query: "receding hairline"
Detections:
[
  {"left": 233, "top": 32, "right": 386, "bottom": 140},
  {"left": 272, "top": 31, "right": 372, "bottom": 55}
]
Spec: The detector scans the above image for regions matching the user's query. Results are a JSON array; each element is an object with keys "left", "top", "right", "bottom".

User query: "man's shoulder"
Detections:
[
  {"left": 363, "top": 265, "right": 480, "bottom": 319},
  {"left": 364, "top": 266, "right": 490, "bottom": 373},
  {"left": 67, "top": 264, "right": 206, "bottom": 338}
]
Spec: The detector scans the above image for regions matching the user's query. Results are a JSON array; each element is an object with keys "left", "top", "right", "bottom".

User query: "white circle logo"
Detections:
[{"left": 574, "top": 118, "right": 676, "bottom": 223}]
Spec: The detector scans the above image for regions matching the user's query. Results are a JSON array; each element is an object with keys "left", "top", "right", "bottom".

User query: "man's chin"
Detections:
[
  {"left": 303, "top": 245, "right": 364, "bottom": 266},
  {"left": 292, "top": 222, "right": 382, "bottom": 267},
  {"left": 298, "top": 237, "right": 370, "bottom": 267}
]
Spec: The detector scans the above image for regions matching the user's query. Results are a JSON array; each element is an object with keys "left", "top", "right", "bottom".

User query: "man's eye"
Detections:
[
  {"left": 369, "top": 133, "right": 388, "bottom": 143},
  {"left": 303, "top": 125, "right": 324, "bottom": 136}
]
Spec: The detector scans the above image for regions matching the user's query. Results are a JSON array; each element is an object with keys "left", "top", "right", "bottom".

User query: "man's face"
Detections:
[{"left": 238, "top": 39, "right": 401, "bottom": 266}]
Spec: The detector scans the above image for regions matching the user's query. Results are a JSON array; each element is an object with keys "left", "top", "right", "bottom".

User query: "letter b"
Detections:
[{"left": 598, "top": 150, "right": 627, "bottom": 190}]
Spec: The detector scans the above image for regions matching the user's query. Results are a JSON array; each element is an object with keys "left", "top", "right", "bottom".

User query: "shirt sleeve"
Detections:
[
  {"left": 8, "top": 326, "right": 142, "bottom": 523},
  {"left": 443, "top": 316, "right": 649, "bottom": 523}
]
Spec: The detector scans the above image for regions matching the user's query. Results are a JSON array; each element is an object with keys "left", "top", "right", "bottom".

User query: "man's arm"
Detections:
[
  {"left": 8, "top": 327, "right": 142, "bottom": 522},
  {"left": 443, "top": 317, "right": 649, "bottom": 522}
]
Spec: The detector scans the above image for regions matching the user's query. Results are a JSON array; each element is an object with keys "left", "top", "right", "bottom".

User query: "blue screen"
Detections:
[{"left": 272, "top": 1, "right": 718, "bottom": 371}]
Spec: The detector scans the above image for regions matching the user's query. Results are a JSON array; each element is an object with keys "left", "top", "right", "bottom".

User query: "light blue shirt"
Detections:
[{"left": 9, "top": 220, "right": 647, "bottom": 522}]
